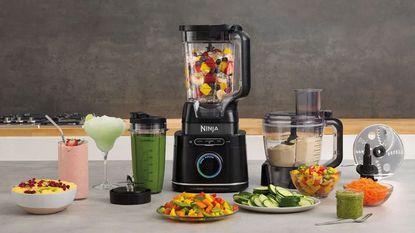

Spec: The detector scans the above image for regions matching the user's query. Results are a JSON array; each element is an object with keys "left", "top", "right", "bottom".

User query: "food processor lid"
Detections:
[
  {"left": 180, "top": 24, "right": 241, "bottom": 42},
  {"left": 353, "top": 124, "right": 404, "bottom": 180},
  {"left": 263, "top": 112, "right": 324, "bottom": 127},
  {"left": 130, "top": 112, "right": 166, "bottom": 127}
]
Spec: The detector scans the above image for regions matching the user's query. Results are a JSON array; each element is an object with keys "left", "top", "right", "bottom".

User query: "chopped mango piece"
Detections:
[
  {"left": 223, "top": 48, "right": 232, "bottom": 55},
  {"left": 200, "top": 83, "right": 212, "bottom": 96}
]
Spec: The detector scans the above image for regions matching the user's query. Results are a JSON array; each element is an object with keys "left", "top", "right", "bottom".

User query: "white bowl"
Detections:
[{"left": 11, "top": 187, "right": 77, "bottom": 214}]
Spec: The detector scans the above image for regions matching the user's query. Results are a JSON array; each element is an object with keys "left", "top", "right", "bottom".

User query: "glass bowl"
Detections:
[
  {"left": 344, "top": 182, "right": 393, "bottom": 207},
  {"left": 290, "top": 171, "right": 341, "bottom": 198}
]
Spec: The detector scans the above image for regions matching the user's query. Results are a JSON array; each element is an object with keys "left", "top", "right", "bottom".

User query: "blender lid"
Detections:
[
  {"left": 130, "top": 112, "right": 166, "bottom": 126},
  {"left": 179, "top": 24, "right": 234, "bottom": 32},
  {"left": 180, "top": 24, "right": 242, "bottom": 42},
  {"left": 353, "top": 124, "right": 404, "bottom": 180},
  {"left": 263, "top": 112, "right": 324, "bottom": 127}
]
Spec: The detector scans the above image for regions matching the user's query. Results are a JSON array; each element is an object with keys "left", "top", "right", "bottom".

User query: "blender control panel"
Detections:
[
  {"left": 193, "top": 138, "right": 225, "bottom": 146},
  {"left": 196, "top": 153, "right": 223, "bottom": 179}
]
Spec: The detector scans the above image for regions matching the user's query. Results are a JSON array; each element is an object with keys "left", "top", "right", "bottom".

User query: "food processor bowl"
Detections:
[{"left": 263, "top": 112, "right": 324, "bottom": 167}]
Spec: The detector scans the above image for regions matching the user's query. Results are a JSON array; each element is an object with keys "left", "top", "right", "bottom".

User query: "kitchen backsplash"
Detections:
[{"left": 1, "top": 0, "right": 414, "bottom": 118}]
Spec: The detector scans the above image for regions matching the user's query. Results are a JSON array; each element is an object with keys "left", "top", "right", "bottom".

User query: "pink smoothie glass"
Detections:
[{"left": 58, "top": 141, "right": 89, "bottom": 200}]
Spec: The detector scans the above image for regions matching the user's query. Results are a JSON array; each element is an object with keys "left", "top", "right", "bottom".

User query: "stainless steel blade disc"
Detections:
[{"left": 353, "top": 124, "right": 404, "bottom": 179}]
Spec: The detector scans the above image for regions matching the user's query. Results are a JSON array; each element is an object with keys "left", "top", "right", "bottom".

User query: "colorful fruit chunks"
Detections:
[{"left": 186, "top": 46, "right": 234, "bottom": 101}]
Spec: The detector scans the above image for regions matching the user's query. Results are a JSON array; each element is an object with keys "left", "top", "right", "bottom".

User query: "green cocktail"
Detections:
[{"left": 84, "top": 115, "right": 125, "bottom": 190}]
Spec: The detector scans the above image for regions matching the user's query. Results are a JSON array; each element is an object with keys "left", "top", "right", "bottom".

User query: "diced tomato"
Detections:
[
  {"left": 199, "top": 192, "right": 205, "bottom": 197},
  {"left": 233, "top": 205, "right": 239, "bottom": 211},
  {"left": 206, "top": 205, "right": 212, "bottom": 213},
  {"left": 211, "top": 194, "right": 217, "bottom": 198},
  {"left": 173, "top": 205, "right": 181, "bottom": 211},
  {"left": 164, "top": 202, "right": 174, "bottom": 209},
  {"left": 215, "top": 197, "right": 224, "bottom": 205},
  {"left": 164, "top": 208, "right": 171, "bottom": 215}
]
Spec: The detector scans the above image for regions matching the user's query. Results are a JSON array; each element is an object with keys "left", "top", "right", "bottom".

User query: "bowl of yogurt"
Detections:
[{"left": 11, "top": 178, "right": 77, "bottom": 214}]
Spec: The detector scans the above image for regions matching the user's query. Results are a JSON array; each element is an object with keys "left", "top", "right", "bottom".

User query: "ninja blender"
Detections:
[
  {"left": 261, "top": 89, "right": 343, "bottom": 188},
  {"left": 173, "top": 25, "right": 250, "bottom": 192}
]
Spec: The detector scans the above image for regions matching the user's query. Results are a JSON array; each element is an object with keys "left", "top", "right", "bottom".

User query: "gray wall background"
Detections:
[{"left": 1, "top": 0, "right": 414, "bottom": 118}]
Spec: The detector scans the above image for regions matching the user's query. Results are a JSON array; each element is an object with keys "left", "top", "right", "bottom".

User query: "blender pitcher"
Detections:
[{"left": 180, "top": 24, "right": 250, "bottom": 119}]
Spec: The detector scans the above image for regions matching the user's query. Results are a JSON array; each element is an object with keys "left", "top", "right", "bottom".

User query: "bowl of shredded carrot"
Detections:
[{"left": 344, "top": 178, "right": 393, "bottom": 206}]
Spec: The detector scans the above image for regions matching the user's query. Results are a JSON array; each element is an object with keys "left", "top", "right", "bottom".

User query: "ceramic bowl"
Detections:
[{"left": 11, "top": 186, "right": 77, "bottom": 214}]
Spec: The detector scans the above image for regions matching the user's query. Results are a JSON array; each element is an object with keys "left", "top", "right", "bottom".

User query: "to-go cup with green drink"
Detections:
[{"left": 130, "top": 112, "right": 166, "bottom": 193}]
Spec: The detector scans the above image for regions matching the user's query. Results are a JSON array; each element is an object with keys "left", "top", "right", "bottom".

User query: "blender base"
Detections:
[{"left": 172, "top": 130, "right": 249, "bottom": 193}]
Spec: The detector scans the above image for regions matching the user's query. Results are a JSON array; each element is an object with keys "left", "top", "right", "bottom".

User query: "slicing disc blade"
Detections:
[{"left": 353, "top": 124, "right": 404, "bottom": 179}]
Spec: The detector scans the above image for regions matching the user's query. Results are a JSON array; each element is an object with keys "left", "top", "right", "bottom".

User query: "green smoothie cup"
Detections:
[{"left": 130, "top": 112, "right": 166, "bottom": 194}]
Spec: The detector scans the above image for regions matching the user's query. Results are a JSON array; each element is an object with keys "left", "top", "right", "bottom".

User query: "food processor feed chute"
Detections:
[{"left": 295, "top": 89, "right": 322, "bottom": 116}]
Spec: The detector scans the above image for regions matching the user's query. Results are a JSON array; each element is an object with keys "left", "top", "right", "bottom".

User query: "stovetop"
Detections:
[{"left": 0, "top": 113, "right": 85, "bottom": 127}]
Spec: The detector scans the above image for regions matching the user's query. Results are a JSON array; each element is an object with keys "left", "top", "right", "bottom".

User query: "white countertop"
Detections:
[{"left": 0, "top": 160, "right": 412, "bottom": 233}]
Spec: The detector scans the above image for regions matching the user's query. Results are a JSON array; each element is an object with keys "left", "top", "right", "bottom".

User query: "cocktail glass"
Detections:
[{"left": 84, "top": 115, "right": 125, "bottom": 190}]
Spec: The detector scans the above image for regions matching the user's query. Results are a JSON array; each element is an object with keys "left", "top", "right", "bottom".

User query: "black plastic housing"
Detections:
[{"left": 172, "top": 130, "right": 249, "bottom": 193}]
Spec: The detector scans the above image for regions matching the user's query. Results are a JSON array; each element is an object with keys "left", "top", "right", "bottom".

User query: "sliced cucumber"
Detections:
[
  {"left": 268, "top": 184, "right": 278, "bottom": 195},
  {"left": 292, "top": 192, "right": 303, "bottom": 197},
  {"left": 233, "top": 194, "right": 249, "bottom": 204},
  {"left": 258, "top": 194, "right": 268, "bottom": 203},
  {"left": 263, "top": 199, "right": 278, "bottom": 208},
  {"left": 253, "top": 186, "right": 269, "bottom": 195},
  {"left": 302, "top": 196, "right": 315, "bottom": 204},
  {"left": 279, "top": 196, "right": 301, "bottom": 207},
  {"left": 239, "top": 191, "right": 253, "bottom": 197},
  {"left": 268, "top": 197, "right": 279, "bottom": 207},
  {"left": 235, "top": 185, "right": 314, "bottom": 208},
  {"left": 275, "top": 186, "right": 293, "bottom": 197},
  {"left": 298, "top": 198, "right": 313, "bottom": 207},
  {"left": 253, "top": 196, "right": 264, "bottom": 207}
]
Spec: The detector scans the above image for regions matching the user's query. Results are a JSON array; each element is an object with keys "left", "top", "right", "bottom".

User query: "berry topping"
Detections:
[
  {"left": 24, "top": 190, "right": 36, "bottom": 194},
  {"left": 14, "top": 178, "right": 73, "bottom": 194},
  {"left": 65, "top": 139, "right": 81, "bottom": 147}
]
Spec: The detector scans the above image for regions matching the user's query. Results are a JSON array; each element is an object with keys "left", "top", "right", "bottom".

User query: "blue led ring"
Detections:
[{"left": 196, "top": 153, "right": 222, "bottom": 179}]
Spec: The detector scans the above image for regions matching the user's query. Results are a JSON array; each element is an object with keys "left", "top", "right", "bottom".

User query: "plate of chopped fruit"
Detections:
[{"left": 11, "top": 178, "right": 77, "bottom": 214}]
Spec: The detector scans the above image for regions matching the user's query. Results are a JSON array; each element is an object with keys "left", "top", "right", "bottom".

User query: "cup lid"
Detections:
[{"left": 130, "top": 112, "right": 166, "bottom": 127}]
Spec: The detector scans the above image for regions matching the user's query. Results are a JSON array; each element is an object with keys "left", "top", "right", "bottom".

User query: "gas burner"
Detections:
[{"left": 2, "top": 116, "right": 12, "bottom": 124}]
